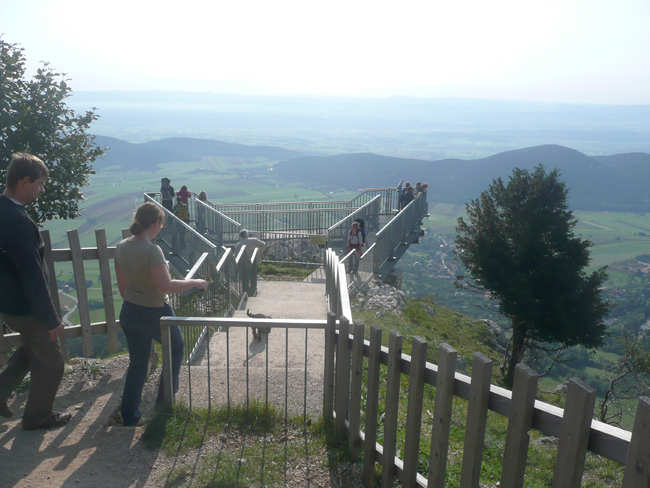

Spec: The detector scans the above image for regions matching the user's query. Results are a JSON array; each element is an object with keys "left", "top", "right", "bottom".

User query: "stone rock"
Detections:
[
  {"left": 356, "top": 277, "right": 407, "bottom": 315},
  {"left": 482, "top": 319, "right": 506, "bottom": 346},
  {"left": 264, "top": 238, "right": 322, "bottom": 263}
]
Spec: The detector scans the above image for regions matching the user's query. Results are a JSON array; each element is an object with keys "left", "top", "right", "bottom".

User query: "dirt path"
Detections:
[
  {"left": 0, "top": 280, "right": 343, "bottom": 487},
  {"left": 0, "top": 356, "right": 167, "bottom": 487}
]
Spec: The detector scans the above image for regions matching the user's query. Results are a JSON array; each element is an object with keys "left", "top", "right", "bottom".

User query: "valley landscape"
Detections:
[{"left": 40, "top": 94, "right": 650, "bottom": 430}]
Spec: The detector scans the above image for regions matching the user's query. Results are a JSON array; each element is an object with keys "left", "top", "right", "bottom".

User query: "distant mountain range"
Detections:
[
  {"left": 92, "top": 135, "right": 650, "bottom": 211},
  {"left": 274, "top": 145, "right": 650, "bottom": 211},
  {"left": 93, "top": 135, "right": 302, "bottom": 169}
]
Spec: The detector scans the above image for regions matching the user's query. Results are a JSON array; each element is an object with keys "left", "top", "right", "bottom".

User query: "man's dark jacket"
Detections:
[{"left": 0, "top": 195, "right": 60, "bottom": 329}]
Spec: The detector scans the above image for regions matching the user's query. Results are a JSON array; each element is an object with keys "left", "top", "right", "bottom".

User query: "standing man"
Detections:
[
  {"left": 0, "top": 153, "right": 71, "bottom": 430},
  {"left": 236, "top": 229, "right": 265, "bottom": 297}
]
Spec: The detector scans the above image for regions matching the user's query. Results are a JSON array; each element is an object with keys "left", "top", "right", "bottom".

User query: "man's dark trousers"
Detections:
[{"left": 0, "top": 314, "right": 64, "bottom": 424}]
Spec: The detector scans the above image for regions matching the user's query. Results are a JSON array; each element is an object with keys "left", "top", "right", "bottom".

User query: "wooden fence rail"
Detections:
[
  {"left": 0, "top": 228, "right": 122, "bottom": 361},
  {"left": 324, "top": 249, "right": 647, "bottom": 488}
]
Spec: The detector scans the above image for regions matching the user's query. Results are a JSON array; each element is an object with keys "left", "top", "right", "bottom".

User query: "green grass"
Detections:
[
  {"left": 142, "top": 403, "right": 349, "bottom": 488},
  {"left": 258, "top": 262, "right": 319, "bottom": 280}
]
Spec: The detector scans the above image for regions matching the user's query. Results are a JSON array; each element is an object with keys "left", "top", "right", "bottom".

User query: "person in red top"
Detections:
[
  {"left": 346, "top": 221, "right": 363, "bottom": 274},
  {"left": 176, "top": 185, "right": 191, "bottom": 206}
]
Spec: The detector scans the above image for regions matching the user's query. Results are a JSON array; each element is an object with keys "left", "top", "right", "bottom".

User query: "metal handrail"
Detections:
[{"left": 327, "top": 194, "right": 381, "bottom": 233}]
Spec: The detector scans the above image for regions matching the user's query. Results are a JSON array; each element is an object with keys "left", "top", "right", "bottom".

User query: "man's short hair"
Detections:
[
  {"left": 239, "top": 229, "right": 248, "bottom": 239},
  {"left": 6, "top": 153, "right": 48, "bottom": 190}
]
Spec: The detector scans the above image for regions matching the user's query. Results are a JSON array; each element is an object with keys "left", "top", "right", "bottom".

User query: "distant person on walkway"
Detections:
[
  {"left": 172, "top": 185, "right": 191, "bottom": 251},
  {"left": 353, "top": 218, "right": 366, "bottom": 245},
  {"left": 236, "top": 229, "right": 265, "bottom": 296},
  {"left": 400, "top": 182, "right": 414, "bottom": 209},
  {"left": 196, "top": 191, "right": 208, "bottom": 235},
  {"left": 114, "top": 202, "right": 208, "bottom": 426},
  {"left": 160, "top": 178, "right": 175, "bottom": 211},
  {"left": 0, "top": 153, "right": 71, "bottom": 430},
  {"left": 346, "top": 221, "right": 363, "bottom": 274}
]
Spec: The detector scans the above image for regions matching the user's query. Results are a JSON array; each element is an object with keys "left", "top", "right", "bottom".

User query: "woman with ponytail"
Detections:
[{"left": 113, "top": 202, "right": 208, "bottom": 426}]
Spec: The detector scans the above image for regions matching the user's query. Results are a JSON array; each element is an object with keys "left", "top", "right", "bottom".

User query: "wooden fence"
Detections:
[
  {"left": 0, "top": 228, "right": 121, "bottom": 361},
  {"left": 323, "top": 249, "right": 648, "bottom": 488},
  {"left": 0, "top": 226, "right": 253, "bottom": 366}
]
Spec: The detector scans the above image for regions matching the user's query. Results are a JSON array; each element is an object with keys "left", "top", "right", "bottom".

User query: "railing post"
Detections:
[
  {"left": 40, "top": 230, "right": 67, "bottom": 361},
  {"left": 95, "top": 229, "right": 119, "bottom": 355},
  {"left": 381, "top": 331, "right": 403, "bottom": 488},
  {"left": 335, "top": 317, "right": 351, "bottom": 437},
  {"left": 160, "top": 319, "right": 174, "bottom": 410},
  {"left": 552, "top": 378, "right": 596, "bottom": 488},
  {"left": 323, "top": 312, "right": 336, "bottom": 425},
  {"left": 348, "top": 322, "right": 365, "bottom": 459},
  {"left": 501, "top": 363, "right": 538, "bottom": 488},
  {"left": 460, "top": 353, "right": 492, "bottom": 488},
  {"left": 428, "top": 343, "right": 457, "bottom": 488},
  {"left": 68, "top": 229, "right": 93, "bottom": 357},
  {"left": 623, "top": 396, "right": 650, "bottom": 487},
  {"left": 362, "top": 326, "right": 383, "bottom": 486},
  {"left": 403, "top": 336, "right": 427, "bottom": 487}
]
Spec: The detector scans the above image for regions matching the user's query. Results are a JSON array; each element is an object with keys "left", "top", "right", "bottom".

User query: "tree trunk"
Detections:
[{"left": 505, "top": 320, "right": 526, "bottom": 388}]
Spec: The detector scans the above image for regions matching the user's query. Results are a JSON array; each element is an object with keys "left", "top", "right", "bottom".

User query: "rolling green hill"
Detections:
[
  {"left": 274, "top": 144, "right": 650, "bottom": 211},
  {"left": 93, "top": 135, "right": 304, "bottom": 170}
]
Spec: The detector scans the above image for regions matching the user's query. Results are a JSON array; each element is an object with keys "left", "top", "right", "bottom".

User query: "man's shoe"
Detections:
[
  {"left": 0, "top": 402, "right": 13, "bottom": 418},
  {"left": 23, "top": 412, "right": 71, "bottom": 430}
]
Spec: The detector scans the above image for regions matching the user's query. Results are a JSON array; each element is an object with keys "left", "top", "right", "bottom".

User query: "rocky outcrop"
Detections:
[
  {"left": 355, "top": 278, "right": 406, "bottom": 316},
  {"left": 263, "top": 238, "right": 322, "bottom": 263}
]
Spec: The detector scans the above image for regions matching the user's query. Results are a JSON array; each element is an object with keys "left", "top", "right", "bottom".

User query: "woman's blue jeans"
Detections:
[{"left": 119, "top": 301, "right": 184, "bottom": 425}]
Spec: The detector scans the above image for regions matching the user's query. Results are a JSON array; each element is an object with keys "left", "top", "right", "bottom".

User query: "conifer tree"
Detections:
[{"left": 456, "top": 165, "right": 609, "bottom": 386}]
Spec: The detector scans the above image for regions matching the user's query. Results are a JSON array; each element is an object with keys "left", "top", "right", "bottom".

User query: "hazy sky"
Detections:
[{"left": 2, "top": 0, "right": 650, "bottom": 104}]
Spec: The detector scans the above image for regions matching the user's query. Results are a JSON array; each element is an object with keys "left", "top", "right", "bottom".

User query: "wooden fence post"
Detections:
[
  {"left": 348, "top": 322, "right": 365, "bottom": 459},
  {"left": 428, "top": 343, "right": 457, "bottom": 488},
  {"left": 552, "top": 378, "right": 596, "bottom": 488},
  {"left": 623, "top": 396, "right": 649, "bottom": 487},
  {"left": 362, "top": 326, "right": 382, "bottom": 487},
  {"left": 403, "top": 336, "right": 427, "bottom": 487},
  {"left": 323, "top": 312, "right": 336, "bottom": 425},
  {"left": 40, "top": 230, "right": 67, "bottom": 361},
  {"left": 460, "top": 352, "right": 492, "bottom": 488},
  {"left": 335, "top": 317, "right": 351, "bottom": 437},
  {"left": 500, "top": 363, "right": 538, "bottom": 488},
  {"left": 95, "top": 229, "right": 119, "bottom": 355},
  {"left": 68, "top": 229, "right": 93, "bottom": 357},
  {"left": 381, "top": 331, "right": 403, "bottom": 488}
]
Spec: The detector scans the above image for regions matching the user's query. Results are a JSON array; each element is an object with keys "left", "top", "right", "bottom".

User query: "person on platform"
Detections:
[
  {"left": 196, "top": 191, "right": 208, "bottom": 234},
  {"left": 0, "top": 153, "right": 71, "bottom": 430},
  {"left": 236, "top": 229, "right": 265, "bottom": 297},
  {"left": 160, "top": 178, "right": 175, "bottom": 211},
  {"left": 113, "top": 202, "right": 207, "bottom": 426}
]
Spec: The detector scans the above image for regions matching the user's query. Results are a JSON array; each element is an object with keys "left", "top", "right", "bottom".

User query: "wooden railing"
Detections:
[
  {"left": 0, "top": 225, "right": 256, "bottom": 367},
  {"left": 323, "top": 248, "right": 648, "bottom": 488},
  {"left": 0, "top": 228, "right": 121, "bottom": 361}
]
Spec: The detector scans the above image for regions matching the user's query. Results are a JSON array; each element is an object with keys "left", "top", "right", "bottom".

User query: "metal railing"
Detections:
[
  {"left": 371, "top": 191, "right": 427, "bottom": 274},
  {"left": 350, "top": 186, "right": 400, "bottom": 215},
  {"left": 144, "top": 193, "right": 220, "bottom": 274},
  {"left": 159, "top": 317, "right": 326, "bottom": 413},
  {"left": 167, "top": 252, "right": 216, "bottom": 364},
  {"left": 193, "top": 196, "right": 242, "bottom": 245},
  {"left": 327, "top": 194, "right": 381, "bottom": 247}
]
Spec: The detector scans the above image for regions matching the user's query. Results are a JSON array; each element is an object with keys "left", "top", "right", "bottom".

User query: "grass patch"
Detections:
[
  {"left": 259, "top": 262, "right": 319, "bottom": 280},
  {"left": 143, "top": 405, "right": 355, "bottom": 487},
  {"left": 142, "top": 401, "right": 281, "bottom": 454}
]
